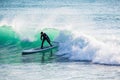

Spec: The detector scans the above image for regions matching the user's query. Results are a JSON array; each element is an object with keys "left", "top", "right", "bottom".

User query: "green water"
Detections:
[
  {"left": 0, "top": 25, "right": 19, "bottom": 44},
  {"left": 0, "top": 26, "right": 59, "bottom": 64}
]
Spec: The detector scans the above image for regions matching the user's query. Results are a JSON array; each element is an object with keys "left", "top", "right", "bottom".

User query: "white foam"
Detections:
[{"left": 55, "top": 31, "right": 120, "bottom": 65}]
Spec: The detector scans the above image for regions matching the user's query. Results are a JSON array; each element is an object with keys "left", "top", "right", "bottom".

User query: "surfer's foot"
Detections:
[
  {"left": 41, "top": 47, "right": 43, "bottom": 49},
  {"left": 50, "top": 45, "right": 52, "bottom": 47}
]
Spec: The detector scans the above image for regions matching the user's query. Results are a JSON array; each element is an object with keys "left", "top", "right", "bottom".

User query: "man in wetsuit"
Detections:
[{"left": 40, "top": 32, "right": 52, "bottom": 49}]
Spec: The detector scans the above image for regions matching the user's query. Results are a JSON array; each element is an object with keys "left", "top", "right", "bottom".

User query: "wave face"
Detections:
[
  {"left": 0, "top": 0, "right": 120, "bottom": 65},
  {"left": 0, "top": 26, "right": 59, "bottom": 48},
  {"left": 0, "top": 26, "right": 19, "bottom": 44}
]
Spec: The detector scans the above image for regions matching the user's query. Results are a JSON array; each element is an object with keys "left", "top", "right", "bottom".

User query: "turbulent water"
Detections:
[{"left": 0, "top": 0, "right": 120, "bottom": 80}]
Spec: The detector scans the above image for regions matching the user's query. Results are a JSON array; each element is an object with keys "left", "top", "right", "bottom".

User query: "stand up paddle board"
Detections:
[{"left": 22, "top": 42, "right": 59, "bottom": 55}]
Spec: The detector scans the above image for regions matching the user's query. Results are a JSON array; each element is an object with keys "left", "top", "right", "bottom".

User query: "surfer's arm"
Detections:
[{"left": 40, "top": 35, "right": 43, "bottom": 40}]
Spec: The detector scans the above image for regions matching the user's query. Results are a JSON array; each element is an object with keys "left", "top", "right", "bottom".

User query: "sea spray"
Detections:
[{"left": 55, "top": 31, "right": 120, "bottom": 65}]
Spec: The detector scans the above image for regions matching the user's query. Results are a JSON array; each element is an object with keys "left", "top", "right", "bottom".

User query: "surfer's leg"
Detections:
[
  {"left": 47, "top": 39, "right": 52, "bottom": 46},
  {"left": 41, "top": 39, "right": 45, "bottom": 49}
]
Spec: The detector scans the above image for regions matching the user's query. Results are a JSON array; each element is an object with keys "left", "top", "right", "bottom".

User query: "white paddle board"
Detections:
[{"left": 22, "top": 42, "right": 59, "bottom": 55}]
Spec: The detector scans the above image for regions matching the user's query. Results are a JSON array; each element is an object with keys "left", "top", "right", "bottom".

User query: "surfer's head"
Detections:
[{"left": 41, "top": 32, "right": 43, "bottom": 34}]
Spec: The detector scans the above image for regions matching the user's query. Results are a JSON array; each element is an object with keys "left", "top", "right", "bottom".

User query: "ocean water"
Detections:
[{"left": 0, "top": 0, "right": 120, "bottom": 80}]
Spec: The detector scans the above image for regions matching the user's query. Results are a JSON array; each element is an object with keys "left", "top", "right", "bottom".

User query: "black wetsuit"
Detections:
[{"left": 41, "top": 33, "right": 52, "bottom": 48}]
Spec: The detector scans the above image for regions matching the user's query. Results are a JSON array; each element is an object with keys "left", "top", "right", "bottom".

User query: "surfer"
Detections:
[{"left": 40, "top": 32, "right": 52, "bottom": 49}]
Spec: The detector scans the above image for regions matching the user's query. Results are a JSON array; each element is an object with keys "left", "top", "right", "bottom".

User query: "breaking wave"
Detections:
[{"left": 55, "top": 31, "right": 120, "bottom": 65}]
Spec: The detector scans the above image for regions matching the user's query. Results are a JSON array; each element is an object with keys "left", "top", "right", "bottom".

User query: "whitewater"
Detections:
[{"left": 0, "top": 0, "right": 120, "bottom": 80}]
